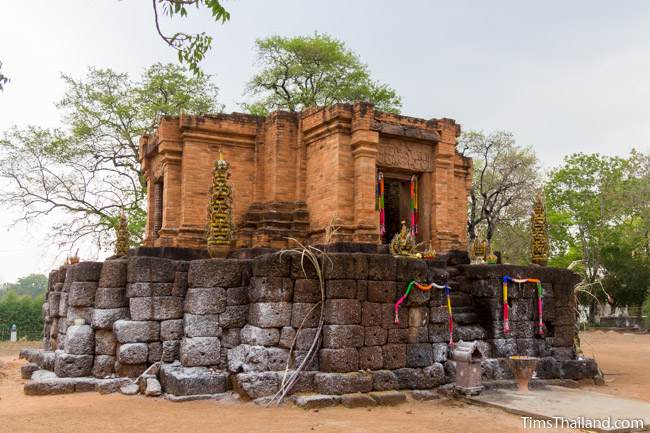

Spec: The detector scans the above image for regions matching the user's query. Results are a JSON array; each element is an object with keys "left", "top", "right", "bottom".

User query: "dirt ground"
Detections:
[
  {"left": 1, "top": 330, "right": 648, "bottom": 433},
  {"left": 579, "top": 330, "right": 650, "bottom": 402}
]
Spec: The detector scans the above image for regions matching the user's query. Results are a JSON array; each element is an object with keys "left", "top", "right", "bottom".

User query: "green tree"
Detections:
[
  {"left": 1, "top": 274, "right": 48, "bottom": 299},
  {"left": 619, "top": 149, "right": 650, "bottom": 255},
  {"left": 459, "top": 130, "right": 541, "bottom": 258},
  {"left": 600, "top": 223, "right": 650, "bottom": 308},
  {"left": 0, "top": 291, "right": 44, "bottom": 340},
  {"left": 152, "top": 0, "right": 230, "bottom": 75},
  {"left": 599, "top": 150, "right": 650, "bottom": 308},
  {"left": 544, "top": 151, "right": 650, "bottom": 318},
  {"left": 243, "top": 33, "right": 402, "bottom": 115},
  {"left": 545, "top": 153, "right": 629, "bottom": 285},
  {"left": 0, "top": 63, "right": 221, "bottom": 252}
]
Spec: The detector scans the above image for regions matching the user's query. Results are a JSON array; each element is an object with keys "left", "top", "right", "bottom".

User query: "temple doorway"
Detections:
[{"left": 381, "top": 173, "right": 418, "bottom": 244}]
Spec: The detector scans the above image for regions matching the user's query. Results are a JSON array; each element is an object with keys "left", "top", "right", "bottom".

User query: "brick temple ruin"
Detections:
[
  {"left": 139, "top": 103, "right": 472, "bottom": 250},
  {"left": 20, "top": 104, "right": 599, "bottom": 405}
]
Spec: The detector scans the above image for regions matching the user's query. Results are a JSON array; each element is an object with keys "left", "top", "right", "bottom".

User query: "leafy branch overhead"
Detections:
[
  {"left": 243, "top": 33, "right": 402, "bottom": 115},
  {"left": 152, "top": 0, "right": 230, "bottom": 75},
  {"left": 0, "top": 63, "right": 222, "bottom": 252}
]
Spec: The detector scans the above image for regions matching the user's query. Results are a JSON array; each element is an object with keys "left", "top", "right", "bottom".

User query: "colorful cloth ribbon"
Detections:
[
  {"left": 376, "top": 172, "right": 385, "bottom": 236},
  {"left": 410, "top": 175, "right": 418, "bottom": 236},
  {"left": 394, "top": 280, "right": 454, "bottom": 347},
  {"left": 502, "top": 276, "right": 544, "bottom": 336}
]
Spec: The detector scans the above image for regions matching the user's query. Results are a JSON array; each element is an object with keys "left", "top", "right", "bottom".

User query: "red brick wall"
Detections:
[{"left": 140, "top": 105, "right": 472, "bottom": 251}]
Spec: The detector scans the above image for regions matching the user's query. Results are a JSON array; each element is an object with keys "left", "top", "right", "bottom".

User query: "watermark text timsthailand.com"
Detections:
[{"left": 522, "top": 416, "right": 645, "bottom": 430}]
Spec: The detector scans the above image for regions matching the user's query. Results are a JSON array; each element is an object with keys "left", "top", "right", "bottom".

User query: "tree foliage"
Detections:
[
  {"left": 600, "top": 224, "right": 650, "bottom": 307},
  {"left": 0, "top": 63, "right": 221, "bottom": 253},
  {"left": 243, "top": 33, "right": 402, "bottom": 115},
  {"left": 0, "top": 273, "right": 46, "bottom": 340},
  {"left": 545, "top": 153, "right": 628, "bottom": 283},
  {"left": 152, "top": 0, "right": 230, "bottom": 76},
  {"left": 621, "top": 150, "right": 650, "bottom": 252},
  {"left": 545, "top": 151, "right": 650, "bottom": 308},
  {"left": 0, "top": 291, "right": 43, "bottom": 340},
  {"left": 460, "top": 130, "right": 541, "bottom": 259},
  {"left": 0, "top": 273, "right": 48, "bottom": 299}
]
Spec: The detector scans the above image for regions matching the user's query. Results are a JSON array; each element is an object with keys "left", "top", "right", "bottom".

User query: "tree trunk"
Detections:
[
  {"left": 588, "top": 301, "right": 598, "bottom": 324},
  {"left": 467, "top": 223, "right": 476, "bottom": 253},
  {"left": 486, "top": 220, "right": 495, "bottom": 258}
]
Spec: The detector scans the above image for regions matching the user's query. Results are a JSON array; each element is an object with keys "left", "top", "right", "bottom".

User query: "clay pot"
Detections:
[{"left": 507, "top": 356, "right": 539, "bottom": 392}]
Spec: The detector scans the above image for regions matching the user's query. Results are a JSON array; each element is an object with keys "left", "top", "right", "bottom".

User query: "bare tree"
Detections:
[
  {"left": 1, "top": 126, "right": 141, "bottom": 252},
  {"left": 0, "top": 64, "right": 221, "bottom": 253},
  {"left": 460, "top": 131, "right": 541, "bottom": 253}
]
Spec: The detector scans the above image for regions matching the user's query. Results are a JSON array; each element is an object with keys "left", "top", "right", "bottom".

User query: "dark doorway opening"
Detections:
[{"left": 382, "top": 174, "right": 416, "bottom": 244}]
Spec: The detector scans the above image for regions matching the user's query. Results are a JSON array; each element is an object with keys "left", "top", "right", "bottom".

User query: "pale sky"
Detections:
[{"left": 1, "top": 0, "right": 649, "bottom": 282}]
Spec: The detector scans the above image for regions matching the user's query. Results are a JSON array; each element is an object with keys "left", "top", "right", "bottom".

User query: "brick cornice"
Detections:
[
  {"left": 160, "top": 153, "right": 182, "bottom": 172},
  {"left": 302, "top": 120, "right": 352, "bottom": 145},
  {"left": 351, "top": 145, "right": 378, "bottom": 160},
  {"left": 301, "top": 106, "right": 353, "bottom": 144},
  {"left": 351, "top": 130, "right": 379, "bottom": 159},
  {"left": 180, "top": 131, "right": 256, "bottom": 148}
]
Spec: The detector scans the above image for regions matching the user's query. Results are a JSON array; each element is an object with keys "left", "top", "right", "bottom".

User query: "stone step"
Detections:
[
  {"left": 293, "top": 390, "right": 408, "bottom": 409},
  {"left": 23, "top": 375, "right": 130, "bottom": 396},
  {"left": 293, "top": 394, "right": 341, "bottom": 409},
  {"left": 408, "top": 389, "right": 441, "bottom": 401},
  {"left": 341, "top": 393, "right": 376, "bottom": 408},
  {"left": 369, "top": 390, "right": 408, "bottom": 406},
  {"left": 159, "top": 362, "right": 229, "bottom": 397},
  {"left": 164, "top": 392, "right": 236, "bottom": 402}
]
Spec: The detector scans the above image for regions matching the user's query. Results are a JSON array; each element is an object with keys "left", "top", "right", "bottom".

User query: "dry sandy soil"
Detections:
[
  {"left": 1, "top": 330, "right": 648, "bottom": 433},
  {"left": 579, "top": 330, "right": 650, "bottom": 402}
]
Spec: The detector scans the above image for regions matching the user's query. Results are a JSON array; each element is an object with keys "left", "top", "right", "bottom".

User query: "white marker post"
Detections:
[{"left": 10, "top": 324, "right": 17, "bottom": 342}]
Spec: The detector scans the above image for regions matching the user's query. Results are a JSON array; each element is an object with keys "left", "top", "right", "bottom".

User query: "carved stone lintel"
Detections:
[{"left": 377, "top": 141, "right": 433, "bottom": 172}]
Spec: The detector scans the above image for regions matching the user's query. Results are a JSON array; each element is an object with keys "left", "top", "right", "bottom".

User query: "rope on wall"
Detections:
[
  {"left": 376, "top": 171, "right": 385, "bottom": 236},
  {"left": 410, "top": 175, "right": 418, "bottom": 236}
]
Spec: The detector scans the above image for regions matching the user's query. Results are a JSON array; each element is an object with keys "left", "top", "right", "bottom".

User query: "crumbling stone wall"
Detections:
[
  {"left": 37, "top": 252, "right": 598, "bottom": 400},
  {"left": 460, "top": 265, "right": 591, "bottom": 381}
]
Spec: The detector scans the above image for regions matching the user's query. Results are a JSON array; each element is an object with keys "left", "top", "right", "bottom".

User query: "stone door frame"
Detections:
[{"left": 378, "top": 167, "right": 427, "bottom": 245}]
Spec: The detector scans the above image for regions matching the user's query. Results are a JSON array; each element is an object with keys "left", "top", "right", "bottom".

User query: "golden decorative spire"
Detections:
[
  {"left": 115, "top": 211, "right": 130, "bottom": 256},
  {"left": 531, "top": 191, "right": 549, "bottom": 266},
  {"left": 206, "top": 149, "right": 233, "bottom": 257},
  {"left": 470, "top": 227, "right": 487, "bottom": 264}
]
